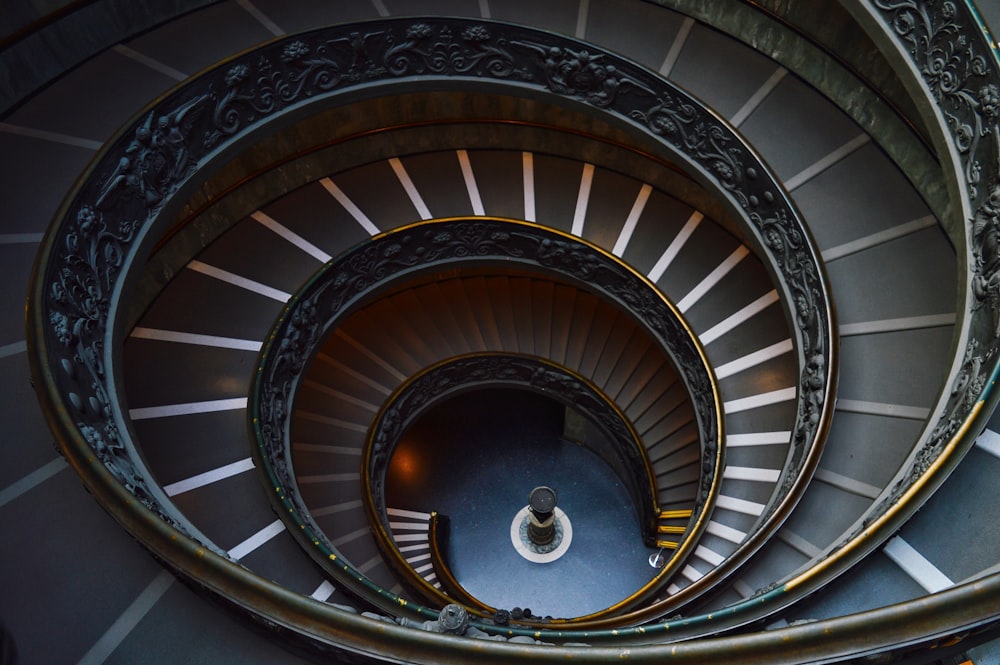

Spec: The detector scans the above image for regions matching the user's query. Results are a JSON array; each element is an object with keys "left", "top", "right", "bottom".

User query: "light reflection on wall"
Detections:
[{"left": 388, "top": 438, "right": 423, "bottom": 489}]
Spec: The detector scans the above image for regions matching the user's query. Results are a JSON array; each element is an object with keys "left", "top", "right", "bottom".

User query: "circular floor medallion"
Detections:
[{"left": 510, "top": 506, "right": 573, "bottom": 563}]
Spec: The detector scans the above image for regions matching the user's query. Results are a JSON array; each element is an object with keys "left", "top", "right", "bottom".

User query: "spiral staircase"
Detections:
[{"left": 4, "top": 1, "right": 1000, "bottom": 663}]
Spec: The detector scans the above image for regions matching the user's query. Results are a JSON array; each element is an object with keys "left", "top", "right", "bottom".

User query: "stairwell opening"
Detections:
[
  {"left": 385, "top": 386, "right": 655, "bottom": 618},
  {"left": 256, "top": 218, "right": 722, "bottom": 627}
]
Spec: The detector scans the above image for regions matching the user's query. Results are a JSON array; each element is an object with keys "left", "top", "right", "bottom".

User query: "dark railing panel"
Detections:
[
  {"left": 762, "top": 0, "right": 1000, "bottom": 608},
  {"left": 28, "top": 14, "right": 839, "bottom": 651},
  {"left": 252, "top": 219, "right": 722, "bottom": 625},
  {"left": 358, "top": 352, "right": 700, "bottom": 619},
  {"left": 31, "top": 17, "right": 831, "bottom": 533}
]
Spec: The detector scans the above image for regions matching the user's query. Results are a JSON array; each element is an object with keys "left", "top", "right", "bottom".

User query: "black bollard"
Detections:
[{"left": 527, "top": 486, "right": 558, "bottom": 545}]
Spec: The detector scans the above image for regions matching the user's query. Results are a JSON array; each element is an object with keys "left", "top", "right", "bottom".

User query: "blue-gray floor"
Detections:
[{"left": 385, "top": 389, "right": 659, "bottom": 619}]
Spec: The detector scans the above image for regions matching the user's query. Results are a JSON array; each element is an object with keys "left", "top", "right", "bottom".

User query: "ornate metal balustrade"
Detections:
[
  {"left": 252, "top": 219, "right": 722, "bottom": 627},
  {"left": 650, "top": 0, "right": 1000, "bottom": 650},
  {"left": 356, "top": 351, "right": 708, "bottom": 621},
  {"left": 761, "top": 0, "right": 1000, "bottom": 599},
  {"left": 32, "top": 10, "right": 972, "bottom": 659}
]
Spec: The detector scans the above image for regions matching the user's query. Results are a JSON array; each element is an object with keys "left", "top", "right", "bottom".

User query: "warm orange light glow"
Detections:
[
  {"left": 388, "top": 438, "right": 426, "bottom": 491},
  {"left": 394, "top": 447, "right": 419, "bottom": 478}
]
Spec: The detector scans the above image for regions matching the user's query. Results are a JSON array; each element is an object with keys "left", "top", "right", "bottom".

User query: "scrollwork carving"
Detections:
[
  {"left": 40, "top": 15, "right": 826, "bottom": 539},
  {"left": 512, "top": 41, "right": 652, "bottom": 107},
  {"left": 874, "top": 0, "right": 998, "bottom": 199},
  {"left": 632, "top": 99, "right": 746, "bottom": 196},
  {"left": 385, "top": 24, "right": 527, "bottom": 79},
  {"left": 96, "top": 96, "right": 208, "bottom": 210},
  {"left": 972, "top": 185, "right": 1000, "bottom": 336},
  {"left": 45, "top": 204, "right": 180, "bottom": 523},
  {"left": 35, "top": 16, "right": 834, "bottom": 630},
  {"left": 852, "top": 0, "right": 1000, "bottom": 539}
]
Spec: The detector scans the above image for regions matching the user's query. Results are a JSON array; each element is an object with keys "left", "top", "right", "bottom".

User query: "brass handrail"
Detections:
[
  {"left": 355, "top": 349, "right": 712, "bottom": 623},
  {"left": 426, "top": 513, "right": 494, "bottom": 613}
]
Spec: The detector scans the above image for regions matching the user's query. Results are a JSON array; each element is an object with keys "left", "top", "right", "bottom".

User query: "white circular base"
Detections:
[{"left": 510, "top": 506, "right": 572, "bottom": 563}]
